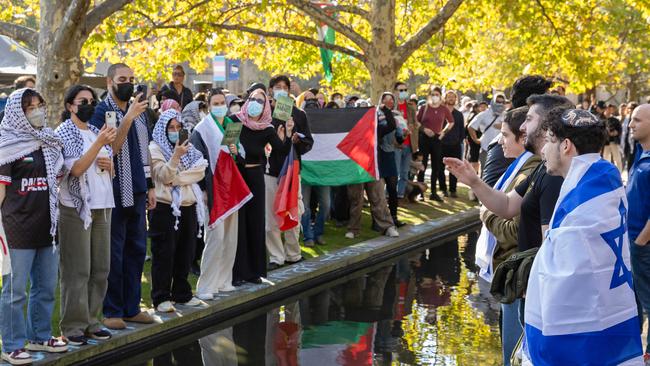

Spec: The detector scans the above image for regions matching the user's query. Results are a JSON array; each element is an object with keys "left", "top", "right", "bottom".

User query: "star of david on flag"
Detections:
[{"left": 601, "top": 200, "right": 633, "bottom": 290}]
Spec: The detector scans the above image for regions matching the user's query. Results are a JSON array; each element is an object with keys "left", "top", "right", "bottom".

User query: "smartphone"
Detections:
[
  {"left": 178, "top": 129, "right": 189, "bottom": 145},
  {"left": 105, "top": 111, "right": 117, "bottom": 129},
  {"left": 135, "top": 84, "right": 148, "bottom": 102}
]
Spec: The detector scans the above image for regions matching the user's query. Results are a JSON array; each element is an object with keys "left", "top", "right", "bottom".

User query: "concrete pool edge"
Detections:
[{"left": 41, "top": 208, "right": 480, "bottom": 366}]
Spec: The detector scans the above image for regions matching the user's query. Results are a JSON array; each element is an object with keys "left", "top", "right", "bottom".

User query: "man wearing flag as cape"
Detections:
[
  {"left": 522, "top": 108, "right": 643, "bottom": 365},
  {"left": 191, "top": 89, "right": 252, "bottom": 300}
]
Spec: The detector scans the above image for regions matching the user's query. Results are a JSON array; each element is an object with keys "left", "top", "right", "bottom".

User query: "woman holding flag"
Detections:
[
  {"left": 192, "top": 89, "right": 250, "bottom": 300},
  {"left": 230, "top": 88, "right": 291, "bottom": 286},
  {"left": 475, "top": 106, "right": 540, "bottom": 366},
  {"left": 148, "top": 109, "right": 207, "bottom": 313}
]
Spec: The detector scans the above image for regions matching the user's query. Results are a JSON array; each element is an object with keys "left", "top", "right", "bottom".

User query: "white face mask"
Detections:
[
  {"left": 27, "top": 107, "right": 46, "bottom": 129},
  {"left": 431, "top": 96, "right": 441, "bottom": 104}
]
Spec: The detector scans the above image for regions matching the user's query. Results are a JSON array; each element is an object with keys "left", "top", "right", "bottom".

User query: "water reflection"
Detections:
[{"left": 134, "top": 233, "right": 501, "bottom": 366}]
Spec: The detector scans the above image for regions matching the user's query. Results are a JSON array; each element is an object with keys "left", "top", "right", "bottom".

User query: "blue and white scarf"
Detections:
[
  {"left": 56, "top": 119, "right": 113, "bottom": 229},
  {"left": 476, "top": 150, "right": 534, "bottom": 282},
  {"left": 151, "top": 110, "right": 207, "bottom": 232},
  {"left": 0, "top": 89, "right": 64, "bottom": 240},
  {"left": 106, "top": 93, "right": 150, "bottom": 207}
]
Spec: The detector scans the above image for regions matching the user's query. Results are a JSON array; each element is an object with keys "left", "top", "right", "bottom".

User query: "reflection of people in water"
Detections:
[
  {"left": 199, "top": 327, "right": 238, "bottom": 366},
  {"left": 415, "top": 239, "right": 461, "bottom": 324},
  {"left": 266, "top": 302, "right": 302, "bottom": 366},
  {"left": 462, "top": 232, "right": 501, "bottom": 326}
]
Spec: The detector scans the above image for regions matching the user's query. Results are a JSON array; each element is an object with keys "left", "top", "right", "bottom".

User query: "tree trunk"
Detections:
[
  {"left": 38, "top": 0, "right": 87, "bottom": 126},
  {"left": 367, "top": 58, "right": 399, "bottom": 102},
  {"left": 367, "top": 0, "right": 398, "bottom": 101}
]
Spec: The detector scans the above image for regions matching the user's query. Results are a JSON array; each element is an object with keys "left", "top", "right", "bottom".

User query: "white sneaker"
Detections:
[
  {"left": 345, "top": 232, "right": 355, "bottom": 239},
  {"left": 2, "top": 349, "right": 32, "bottom": 365},
  {"left": 181, "top": 297, "right": 204, "bottom": 307},
  {"left": 385, "top": 226, "right": 399, "bottom": 237},
  {"left": 197, "top": 293, "right": 214, "bottom": 301},
  {"left": 156, "top": 301, "right": 176, "bottom": 313},
  {"left": 219, "top": 285, "right": 236, "bottom": 292},
  {"left": 25, "top": 337, "right": 68, "bottom": 353}
]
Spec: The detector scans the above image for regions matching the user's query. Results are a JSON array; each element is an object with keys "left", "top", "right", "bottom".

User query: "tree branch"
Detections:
[
  {"left": 85, "top": 0, "right": 133, "bottom": 32},
  {"left": 535, "top": 0, "right": 560, "bottom": 38},
  {"left": 329, "top": 5, "right": 369, "bottom": 19},
  {"left": 397, "top": 0, "right": 463, "bottom": 62},
  {"left": 156, "top": 22, "right": 366, "bottom": 62},
  {"left": 53, "top": 0, "right": 91, "bottom": 51},
  {"left": 287, "top": 0, "right": 370, "bottom": 52},
  {"left": 0, "top": 21, "right": 38, "bottom": 50}
]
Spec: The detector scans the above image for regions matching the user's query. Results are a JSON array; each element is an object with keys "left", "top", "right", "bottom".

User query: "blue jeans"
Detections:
[
  {"left": 301, "top": 184, "right": 331, "bottom": 241},
  {"left": 103, "top": 193, "right": 147, "bottom": 318},
  {"left": 501, "top": 299, "right": 523, "bottom": 366},
  {"left": 630, "top": 243, "right": 650, "bottom": 352},
  {"left": 0, "top": 247, "right": 59, "bottom": 352},
  {"left": 396, "top": 146, "right": 412, "bottom": 197}
]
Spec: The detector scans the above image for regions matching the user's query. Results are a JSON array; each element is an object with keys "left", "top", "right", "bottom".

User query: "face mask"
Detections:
[
  {"left": 211, "top": 105, "right": 228, "bottom": 118},
  {"left": 112, "top": 82, "right": 134, "bottom": 102},
  {"left": 431, "top": 95, "right": 441, "bottom": 104},
  {"left": 168, "top": 131, "right": 179, "bottom": 144},
  {"left": 75, "top": 104, "right": 95, "bottom": 123},
  {"left": 334, "top": 99, "right": 345, "bottom": 108},
  {"left": 399, "top": 91, "right": 408, "bottom": 100},
  {"left": 27, "top": 108, "right": 46, "bottom": 128},
  {"left": 230, "top": 105, "right": 241, "bottom": 114},
  {"left": 247, "top": 101, "right": 263, "bottom": 117},
  {"left": 492, "top": 103, "right": 505, "bottom": 115},
  {"left": 273, "top": 89, "right": 288, "bottom": 99}
]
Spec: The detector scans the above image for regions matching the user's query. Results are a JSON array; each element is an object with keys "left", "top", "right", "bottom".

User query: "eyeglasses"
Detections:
[
  {"left": 75, "top": 98, "right": 97, "bottom": 106},
  {"left": 172, "top": 72, "right": 184, "bottom": 77},
  {"left": 248, "top": 97, "right": 265, "bottom": 105}
]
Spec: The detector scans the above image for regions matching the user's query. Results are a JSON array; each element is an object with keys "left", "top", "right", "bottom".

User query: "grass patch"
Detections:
[{"left": 2, "top": 186, "right": 476, "bottom": 336}]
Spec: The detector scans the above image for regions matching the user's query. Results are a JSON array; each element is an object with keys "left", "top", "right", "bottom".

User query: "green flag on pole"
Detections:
[{"left": 313, "top": 1, "right": 337, "bottom": 82}]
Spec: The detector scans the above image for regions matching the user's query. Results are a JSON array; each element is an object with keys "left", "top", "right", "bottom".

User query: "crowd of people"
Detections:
[{"left": 0, "top": 64, "right": 649, "bottom": 365}]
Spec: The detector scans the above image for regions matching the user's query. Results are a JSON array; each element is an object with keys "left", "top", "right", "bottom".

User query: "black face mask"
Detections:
[
  {"left": 113, "top": 82, "right": 134, "bottom": 102},
  {"left": 75, "top": 104, "right": 95, "bottom": 122}
]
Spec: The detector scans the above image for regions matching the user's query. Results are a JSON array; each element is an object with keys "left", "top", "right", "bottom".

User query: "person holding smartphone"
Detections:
[
  {"left": 148, "top": 109, "right": 207, "bottom": 313},
  {"left": 56, "top": 85, "right": 117, "bottom": 346},
  {"left": 89, "top": 63, "right": 155, "bottom": 329}
]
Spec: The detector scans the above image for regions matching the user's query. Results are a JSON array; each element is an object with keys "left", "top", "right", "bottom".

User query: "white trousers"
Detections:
[
  {"left": 197, "top": 211, "right": 238, "bottom": 295},
  {"left": 264, "top": 175, "right": 303, "bottom": 265}
]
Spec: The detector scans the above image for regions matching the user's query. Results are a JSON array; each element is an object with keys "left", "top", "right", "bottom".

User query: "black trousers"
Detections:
[
  {"left": 384, "top": 176, "right": 399, "bottom": 218},
  {"left": 417, "top": 133, "right": 442, "bottom": 192},
  {"left": 148, "top": 203, "right": 197, "bottom": 307},
  {"left": 234, "top": 166, "right": 267, "bottom": 282},
  {"left": 439, "top": 143, "right": 462, "bottom": 192}
]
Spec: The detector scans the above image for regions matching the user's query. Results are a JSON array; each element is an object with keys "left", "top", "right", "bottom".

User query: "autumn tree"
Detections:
[
  {"left": 0, "top": 0, "right": 133, "bottom": 122},
  {"left": 89, "top": 0, "right": 464, "bottom": 100}
]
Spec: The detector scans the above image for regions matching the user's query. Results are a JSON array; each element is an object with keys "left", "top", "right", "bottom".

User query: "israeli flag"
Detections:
[{"left": 523, "top": 154, "right": 643, "bottom": 365}]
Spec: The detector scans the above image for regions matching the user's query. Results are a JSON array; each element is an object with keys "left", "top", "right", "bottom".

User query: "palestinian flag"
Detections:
[
  {"left": 312, "top": 1, "right": 337, "bottom": 82},
  {"left": 274, "top": 145, "right": 301, "bottom": 231},
  {"left": 301, "top": 107, "right": 378, "bottom": 186},
  {"left": 193, "top": 115, "right": 252, "bottom": 228}
]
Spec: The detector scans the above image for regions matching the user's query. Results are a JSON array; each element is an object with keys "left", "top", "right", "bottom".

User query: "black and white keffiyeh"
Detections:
[
  {"left": 152, "top": 109, "right": 207, "bottom": 232},
  {"left": 56, "top": 119, "right": 113, "bottom": 229},
  {"left": 106, "top": 93, "right": 150, "bottom": 207},
  {"left": 0, "top": 88, "right": 64, "bottom": 240}
]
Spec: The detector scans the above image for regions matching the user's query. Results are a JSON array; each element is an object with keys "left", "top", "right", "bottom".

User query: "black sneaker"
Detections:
[
  {"left": 441, "top": 190, "right": 449, "bottom": 197},
  {"left": 268, "top": 262, "right": 282, "bottom": 271},
  {"left": 66, "top": 335, "right": 88, "bottom": 346},
  {"left": 429, "top": 193, "right": 443, "bottom": 202},
  {"left": 87, "top": 329, "right": 111, "bottom": 341},
  {"left": 450, "top": 191, "right": 458, "bottom": 198}
]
